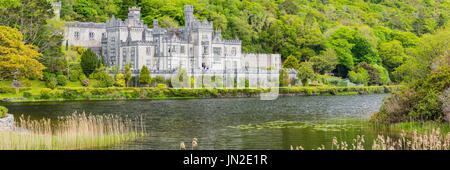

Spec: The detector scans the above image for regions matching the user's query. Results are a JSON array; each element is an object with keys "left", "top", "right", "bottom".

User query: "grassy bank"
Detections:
[{"left": 0, "top": 85, "right": 403, "bottom": 102}]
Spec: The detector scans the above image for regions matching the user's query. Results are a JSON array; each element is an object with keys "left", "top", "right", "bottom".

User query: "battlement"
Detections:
[
  {"left": 66, "top": 21, "right": 106, "bottom": 28},
  {"left": 192, "top": 19, "right": 213, "bottom": 29},
  {"left": 184, "top": 5, "right": 194, "bottom": 12},
  {"left": 129, "top": 7, "right": 141, "bottom": 11}
]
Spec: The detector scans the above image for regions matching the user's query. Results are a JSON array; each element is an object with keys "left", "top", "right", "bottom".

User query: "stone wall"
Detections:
[{"left": 0, "top": 114, "right": 14, "bottom": 132}]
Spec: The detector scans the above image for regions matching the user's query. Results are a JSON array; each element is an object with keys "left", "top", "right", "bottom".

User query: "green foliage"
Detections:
[
  {"left": 0, "top": 106, "right": 8, "bottom": 118},
  {"left": 69, "top": 69, "right": 81, "bottom": 82},
  {"left": 372, "top": 64, "right": 391, "bottom": 85},
  {"left": 393, "top": 28, "right": 449, "bottom": 82},
  {"left": 95, "top": 68, "right": 114, "bottom": 88},
  {"left": 139, "top": 65, "right": 151, "bottom": 87},
  {"left": 373, "top": 66, "right": 450, "bottom": 123},
  {"left": 310, "top": 48, "right": 338, "bottom": 74},
  {"left": 45, "top": 77, "right": 57, "bottom": 89},
  {"left": 296, "top": 62, "right": 316, "bottom": 86},
  {"left": 329, "top": 26, "right": 381, "bottom": 77},
  {"left": 348, "top": 68, "right": 369, "bottom": 86},
  {"left": 283, "top": 55, "right": 299, "bottom": 70},
  {"left": 0, "top": 26, "right": 46, "bottom": 80},
  {"left": 124, "top": 63, "right": 132, "bottom": 87},
  {"left": 115, "top": 73, "right": 125, "bottom": 87},
  {"left": 80, "top": 48, "right": 100, "bottom": 76},
  {"left": 40, "top": 88, "right": 52, "bottom": 99},
  {"left": 379, "top": 40, "right": 406, "bottom": 72},
  {"left": 354, "top": 62, "right": 380, "bottom": 86},
  {"left": 56, "top": 75, "right": 67, "bottom": 86},
  {"left": 279, "top": 69, "right": 290, "bottom": 87},
  {"left": 23, "top": 91, "right": 32, "bottom": 98}
]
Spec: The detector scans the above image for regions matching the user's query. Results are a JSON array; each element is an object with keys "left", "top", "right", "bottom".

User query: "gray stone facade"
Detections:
[{"left": 64, "top": 5, "right": 281, "bottom": 83}]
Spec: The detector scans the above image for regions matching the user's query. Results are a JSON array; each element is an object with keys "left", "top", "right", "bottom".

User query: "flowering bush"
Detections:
[{"left": 372, "top": 66, "right": 450, "bottom": 123}]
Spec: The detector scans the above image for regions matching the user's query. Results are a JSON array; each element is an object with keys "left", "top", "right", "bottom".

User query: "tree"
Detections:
[
  {"left": 348, "top": 68, "right": 369, "bottom": 86},
  {"left": 354, "top": 62, "right": 380, "bottom": 86},
  {"left": 0, "top": 26, "right": 45, "bottom": 80},
  {"left": 329, "top": 26, "right": 381, "bottom": 77},
  {"left": 279, "top": 69, "right": 290, "bottom": 87},
  {"left": 393, "top": 28, "right": 449, "bottom": 82},
  {"left": 296, "top": 62, "right": 316, "bottom": 86},
  {"left": 0, "top": 0, "right": 64, "bottom": 69},
  {"left": 310, "top": 48, "right": 338, "bottom": 74},
  {"left": 95, "top": 66, "right": 114, "bottom": 87},
  {"left": 139, "top": 65, "right": 151, "bottom": 87},
  {"left": 372, "top": 64, "right": 391, "bottom": 85},
  {"left": 124, "top": 62, "right": 132, "bottom": 87},
  {"left": 282, "top": 55, "right": 299, "bottom": 70},
  {"left": 379, "top": 40, "right": 406, "bottom": 72},
  {"left": 115, "top": 73, "right": 125, "bottom": 87},
  {"left": 80, "top": 48, "right": 99, "bottom": 76}
]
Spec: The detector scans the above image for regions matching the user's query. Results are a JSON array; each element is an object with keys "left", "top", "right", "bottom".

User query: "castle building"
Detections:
[{"left": 64, "top": 5, "right": 281, "bottom": 85}]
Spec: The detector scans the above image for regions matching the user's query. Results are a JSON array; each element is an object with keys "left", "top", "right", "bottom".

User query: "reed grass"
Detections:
[
  {"left": 290, "top": 128, "right": 450, "bottom": 150},
  {"left": 0, "top": 112, "right": 145, "bottom": 150}
]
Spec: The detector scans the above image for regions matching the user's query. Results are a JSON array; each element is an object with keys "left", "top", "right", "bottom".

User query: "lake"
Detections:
[{"left": 3, "top": 94, "right": 396, "bottom": 150}]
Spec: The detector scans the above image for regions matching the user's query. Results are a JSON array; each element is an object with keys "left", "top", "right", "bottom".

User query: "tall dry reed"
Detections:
[
  {"left": 290, "top": 128, "right": 450, "bottom": 150},
  {"left": 0, "top": 112, "right": 145, "bottom": 150}
]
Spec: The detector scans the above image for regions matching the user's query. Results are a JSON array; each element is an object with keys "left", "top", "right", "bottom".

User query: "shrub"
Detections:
[
  {"left": 80, "top": 48, "right": 100, "bottom": 76},
  {"left": 57, "top": 75, "right": 67, "bottom": 86},
  {"left": 40, "top": 88, "right": 52, "bottom": 99},
  {"left": 296, "top": 62, "right": 316, "bottom": 86},
  {"left": 96, "top": 71, "right": 114, "bottom": 88},
  {"left": 23, "top": 91, "right": 32, "bottom": 98},
  {"left": 21, "top": 80, "right": 32, "bottom": 87},
  {"left": 372, "top": 66, "right": 449, "bottom": 123},
  {"left": 115, "top": 73, "right": 125, "bottom": 87},
  {"left": 139, "top": 65, "right": 151, "bottom": 87},
  {"left": 43, "top": 72, "right": 56, "bottom": 82},
  {"left": 156, "top": 83, "right": 167, "bottom": 89},
  {"left": 19, "top": 87, "right": 31, "bottom": 92},
  {"left": 0, "top": 106, "right": 8, "bottom": 118},
  {"left": 45, "top": 77, "right": 57, "bottom": 89},
  {"left": 62, "top": 89, "right": 76, "bottom": 99},
  {"left": 69, "top": 70, "right": 80, "bottom": 82},
  {"left": 0, "top": 87, "right": 17, "bottom": 94},
  {"left": 348, "top": 68, "right": 369, "bottom": 86}
]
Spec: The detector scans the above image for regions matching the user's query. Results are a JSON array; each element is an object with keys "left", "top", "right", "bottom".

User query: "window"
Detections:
[
  {"left": 203, "top": 46, "right": 208, "bottom": 55},
  {"left": 122, "top": 48, "right": 127, "bottom": 64},
  {"left": 231, "top": 47, "right": 236, "bottom": 56},
  {"left": 146, "top": 59, "right": 151, "bottom": 67},
  {"left": 89, "top": 32, "right": 95, "bottom": 40},
  {"left": 74, "top": 32, "right": 80, "bottom": 40},
  {"left": 213, "top": 47, "right": 221, "bottom": 61},
  {"left": 146, "top": 47, "right": 151, "bottom": 55},
  {"left": 180, "top": 46, "right": 185, "bottom": 54},
  {"left": 202, "top": 34, "right": 208, "bottom": 40},
  {"left": 131, "top": 47, "right": 135, "bottom": 63},
  {"left": 213, "top": 47, "right": 221, "bottom": 56}
]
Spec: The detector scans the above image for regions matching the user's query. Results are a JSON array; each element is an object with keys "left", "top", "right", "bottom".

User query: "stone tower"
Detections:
[
  {"left": 184, "top": 5, "right": 194, "bottom": 27},
  {"left": 128, "top": 7, "right": 141, "bottom": 21}
]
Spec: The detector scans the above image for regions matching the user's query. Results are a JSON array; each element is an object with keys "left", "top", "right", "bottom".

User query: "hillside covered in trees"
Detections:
[{"left": 57, "top": 0, "right": 448, "bottom": 79}]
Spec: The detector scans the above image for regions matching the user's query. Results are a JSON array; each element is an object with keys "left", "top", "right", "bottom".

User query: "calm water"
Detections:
[{"left": 3, "top": 94, "right": 396, "bottom": 150}]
